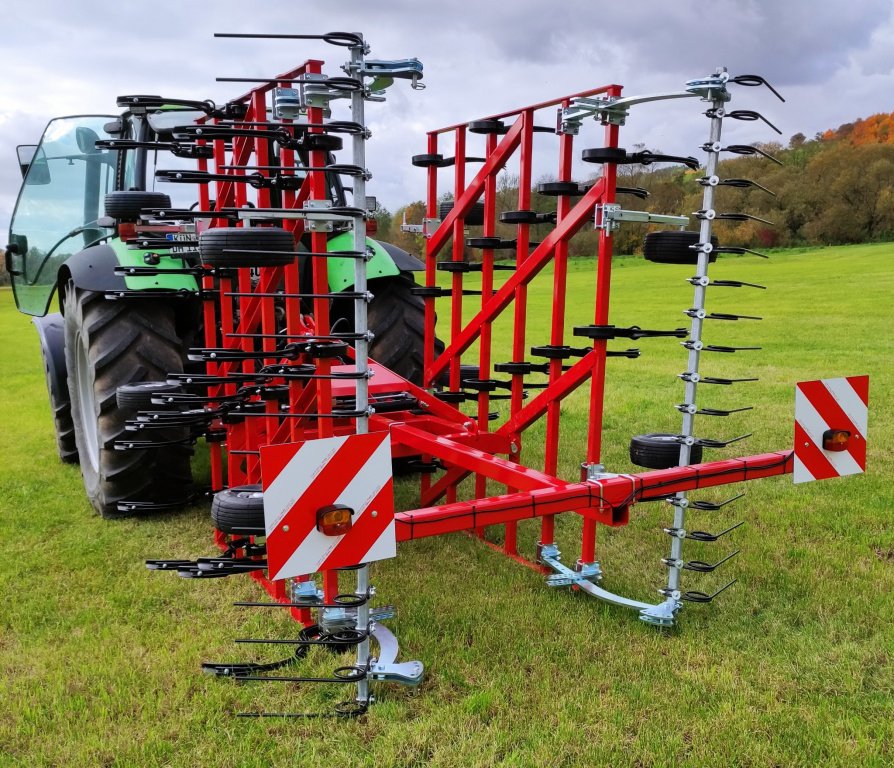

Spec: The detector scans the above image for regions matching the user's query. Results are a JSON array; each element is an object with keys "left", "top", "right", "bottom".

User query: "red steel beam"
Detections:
[
  {"left": 391, "top": 424, "right": 569, "bottom": 492},
  {"left": 428, "top": 178, "right": 606, "bottom": 383},
  {"left": 395, "top": 452, "right": 794, "bottom": 540}
]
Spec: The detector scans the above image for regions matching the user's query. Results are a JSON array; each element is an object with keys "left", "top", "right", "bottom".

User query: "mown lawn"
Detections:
[{"left": 0, "top": 242, "right": 892, "bottom": 767}]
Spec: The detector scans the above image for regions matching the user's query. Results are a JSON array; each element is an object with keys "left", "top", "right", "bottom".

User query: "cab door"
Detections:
[{"left": 7, "top": 115, "right": 116, "bottom": 315}]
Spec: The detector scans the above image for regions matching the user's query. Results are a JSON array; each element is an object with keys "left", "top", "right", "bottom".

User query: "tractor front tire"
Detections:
[
  {"left": 63, "top": 283, "right": 192, "bottom": 518},
  {"left": 34, "top": 314, "right": 78, "bottom": 464}
]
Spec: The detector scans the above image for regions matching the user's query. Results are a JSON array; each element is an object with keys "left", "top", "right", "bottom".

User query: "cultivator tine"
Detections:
[
  {"left": 679, "top": 550, "right": 740, "bottom": 573},
  {"left": 729, "top": 74, "right": 785, "bottom": 102},
  {"left": 664, "top": 521, "right": 745, "bottom": 543},
  {"left": 700, "top": 279, "right": 767, "bottom": 289},
  {"left": 675, "top": 403, "right": 754, "bottom": 417},
  {"left": 688, "top": 433, "right": 752, "bottom": 448},
  {"left": 679, "top": 579, "right": 738, "bottom": 603},
  {"left": 688, "top": 493, "right": 745, "bottom": 511}
]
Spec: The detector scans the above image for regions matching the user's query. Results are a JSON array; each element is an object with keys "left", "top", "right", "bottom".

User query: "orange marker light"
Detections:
[
  {"left": 316, "top": 504, "right": 354, "bottom": 536},
  {"left": 822, "top": 429, "right": 851, "bottom": 452}
]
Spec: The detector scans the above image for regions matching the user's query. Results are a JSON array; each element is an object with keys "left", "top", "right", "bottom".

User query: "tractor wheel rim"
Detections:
[{"left": 75, "top": 331, "right": 100, "bottom": 471}]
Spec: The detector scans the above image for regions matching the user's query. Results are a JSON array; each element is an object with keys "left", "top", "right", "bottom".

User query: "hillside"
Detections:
[{"left": 383, "top": 112, "right": 894, "bottom": 256}]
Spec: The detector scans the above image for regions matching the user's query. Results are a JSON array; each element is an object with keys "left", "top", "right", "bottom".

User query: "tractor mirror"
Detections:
[
  {"left": 76, "top": 126, "right": 101, "bottom": 155},
  {"left": 17, "top": 145, "right": 50, "bottom": 185}
]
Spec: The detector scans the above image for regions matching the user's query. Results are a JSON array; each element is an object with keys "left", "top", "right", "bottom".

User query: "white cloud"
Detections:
[{"left": 2, "top": 0, "right": 893, "bottom": 235}]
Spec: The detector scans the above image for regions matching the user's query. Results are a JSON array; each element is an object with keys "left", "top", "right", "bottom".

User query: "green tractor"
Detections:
[{"left": 6, "top": 104, "right": 430, "bottom": 517}]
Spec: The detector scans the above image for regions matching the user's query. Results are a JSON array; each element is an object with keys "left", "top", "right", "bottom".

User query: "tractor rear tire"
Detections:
[
  {"left": 211, "top": 485, "right": 266, "bottom": 534},
  {"left": 366, "top": 273, "right": 442, "bottom": 385},
  {"left": 63, "top": 283, "right": 193, "bottom": 518}
]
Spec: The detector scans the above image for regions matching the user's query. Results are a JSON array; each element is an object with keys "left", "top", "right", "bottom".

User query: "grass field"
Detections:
[{"left": 0, "top": 243, "right": 892, "bottom": 767}]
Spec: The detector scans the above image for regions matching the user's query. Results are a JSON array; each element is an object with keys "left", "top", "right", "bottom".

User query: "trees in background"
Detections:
[{"left": 379, "top": 113, "right": 894, "bottom": 259}]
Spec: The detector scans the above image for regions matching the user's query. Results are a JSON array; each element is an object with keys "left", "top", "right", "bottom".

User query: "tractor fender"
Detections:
[
  {"left": 58, "top": 243, "right": 127, "bottom": 305},
  {"left": 325, "top": 233, "right": 425, "bottom": 291},
  {"left": 31, "top": 312, "right": 68, "bottom": 401},
  {"left": 375, "top": 240, "right": 425, "bottom": 272}
]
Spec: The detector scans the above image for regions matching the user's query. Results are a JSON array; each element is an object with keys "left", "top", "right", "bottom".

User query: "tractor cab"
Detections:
[{"left": 7, "top": 116, "right": 118, "bottom": 315}]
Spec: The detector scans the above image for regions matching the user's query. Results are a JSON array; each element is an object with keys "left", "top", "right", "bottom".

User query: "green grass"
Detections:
[{"left": 1, "top": 243, "right": 892, "bottom": 767}]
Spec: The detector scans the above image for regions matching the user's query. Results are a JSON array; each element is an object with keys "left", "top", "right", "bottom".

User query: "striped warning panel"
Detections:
[
  {"left": 260, "top": 432, "right": 395, "bottom": 581},
  {"left": 793, "top": 375, "right": 869, "bottom": 484}
]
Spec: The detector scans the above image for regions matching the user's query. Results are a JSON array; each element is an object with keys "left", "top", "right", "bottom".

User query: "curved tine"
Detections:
[
  {"left": 719, "top": 178, "right": 777, "bottom": 196},
  {"left": 730, "top": 74, "right": 785, "bottom": 102},
  {"left": 727, "top": 109, "right": 782, "bottom": 135},
  {"left": 722, "top": 144, "right": 783, "bottom": 165}
]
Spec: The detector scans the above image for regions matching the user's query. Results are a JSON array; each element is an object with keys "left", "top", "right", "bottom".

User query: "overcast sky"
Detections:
[{"left": 3, "top": 0, "right": 894, "bottom": 237}]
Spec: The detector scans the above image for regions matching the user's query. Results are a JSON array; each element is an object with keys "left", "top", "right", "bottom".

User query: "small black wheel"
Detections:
[
  {"left": 301, "top": 133, "right": 343, "bottom": 152},
  {"left": 499, "top": 210, "right": 539, "bottom": 224},
  {"left": 581, "top": 147, "right": 628, "bottom": 164},
  {"left": 629, "top": 433, "right": 703, "bottom": 469},
  {"left": 536, "top": 181, "right": 585, "bottom": 197},
  {"left": 468, "top": 119, "right": 508, "bottom": 135},
  {"left": 104, "top": 191, "right": 172, "bottom": 221},
  {"left": 199, "top": 227, "right": 295, "bottom": 267},
  {"left": 211, "top": 485, "right": 266, "bottom": 534},
  {"left": 116, "top": 381, "right": 183, "bottom": 410},
  {"left": 643, "top": 231, "right": 719, "bottom": 265},
  {"left": 438, "top": 200, "right": 485, "bottom": 226}
]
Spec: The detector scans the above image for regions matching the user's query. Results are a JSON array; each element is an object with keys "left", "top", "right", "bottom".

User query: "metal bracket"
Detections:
[
  {"left": 368, "top": 623, "right": 424, "bottom": 686},
  {"left": 596, "top": 204, "right": 689, "bottom": 232},
  {"left": 399, "top": 213, "right": 440, "bottom": 238},
  {"left": 290, "top": 579, "right": 323, "bottom": 603},
  {"left": 321, "top": 603, "right": 394, "bottom": 632},
  {"left": 638, "top": 597, "right": 681, "bottom": 627},
  {"left": 542, "top": 553, "right": 603, "bottom": 588},
  {"left": 561, "top": 91, "right": 696, "bottom": 133}
]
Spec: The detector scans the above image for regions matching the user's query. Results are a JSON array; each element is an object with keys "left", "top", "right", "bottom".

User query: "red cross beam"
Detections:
[
  {"left": 794, "top": 375, "right": 869, "bottom": 484},
  {"left": 260, "top": 432, "right": 395, "bottom": 581}
]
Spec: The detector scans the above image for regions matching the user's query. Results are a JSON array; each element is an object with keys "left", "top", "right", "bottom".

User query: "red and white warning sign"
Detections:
[
  {"left": 794, "top": 375, "right": 869, "bottom": 484},
  {"left": 260, "top": 432, "right": 395, "bottom": 580}
]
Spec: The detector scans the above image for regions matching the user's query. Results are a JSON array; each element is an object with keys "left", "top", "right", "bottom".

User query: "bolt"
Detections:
[
  {"left": 283, "top": 525, "right": 290, "bottom": 532},
  {"left": 371, "top": 510, "right": 378, "bottom": 519}
]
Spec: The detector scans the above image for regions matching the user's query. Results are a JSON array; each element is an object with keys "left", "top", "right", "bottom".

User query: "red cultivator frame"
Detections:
[{"left": 133, "top": 35, "right": 867, "bottom": 715}]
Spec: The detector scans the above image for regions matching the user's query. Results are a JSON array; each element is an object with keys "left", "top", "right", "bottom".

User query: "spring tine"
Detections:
[
  {"left": 726, "top": 109, "right": 782, "bottom": 135},
  {"left": 721, "top": 144, "right": 783, "bottom": 165},
  {"left": 691, "top": 433, "right": 752, "bottom": 448},
  {"left": 683, "top": 550, "right": 740, "bottom": 573},
  {"left": 694, "top": 406, "right": 754, "bottom": 416},
  {"left": 681, "top": 579, "right": 738, "bottom": 603},
  {"left": 685, "top": 521, "right": 746, "bottom": 542},
  {"left": 706, "top": 279, "right": 767, "bottom": 289},
  {"left": 730, "top": 74, "right": 785, "bottom": 102},
  {"left": 689, "top": 492, "right": 746, "bottom": 511}
]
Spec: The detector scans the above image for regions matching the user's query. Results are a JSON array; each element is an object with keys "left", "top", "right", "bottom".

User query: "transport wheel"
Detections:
[
  {"left": 211, "top": 485, "right": 266, "bottom": 534},
  {"left": 643, "top": 231, "right": 719, "bottom": 265},
  {"left": 199, "top": 227, "right": 296, "bottom": 267},
  {"left": 366, "top": 273, "right": 443, "bottom": 385},
  {"left": 33, "top": 313, "right": 78, "bottom": 464},
  {"left": 63, "top": 282, "right": 193, "bottom": 518},
  {"left": 629, "top": 433, "right": 703, "bottom": 469},
  {"left": 438, "top": 200, "right": 485, "bottom": 226},
  {"left": 581, "top": 147, "right": 628, "bottom": 164},
  {"left": 104, "top": 191, "right": 172, "bottom": 221},
  {"left": 116, "top": 381, "right": 183, "bottom": 410}
]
